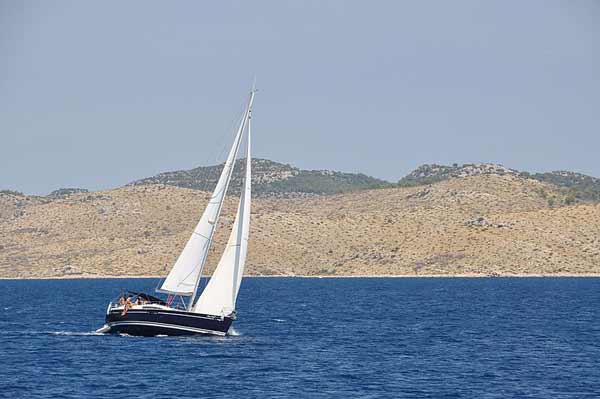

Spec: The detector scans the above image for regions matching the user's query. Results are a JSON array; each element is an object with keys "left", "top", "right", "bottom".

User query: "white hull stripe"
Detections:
[
  {"left": 107, "top": 321, "right": 226, "bottom": 336},
  {"left": 110, "top": 310, "right": 225, "bottom": 321}
]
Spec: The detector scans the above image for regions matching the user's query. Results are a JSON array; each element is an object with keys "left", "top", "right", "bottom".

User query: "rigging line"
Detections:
[
  {"left": 163, "top": 97, "right": 250, "bottom": 297},
  {"left": 173, "top": 153, "right": 245, "bottom": 300},
  {"left": 209, "top": 93, "right": 246, "bottom": 160},
  {"left": 193, "top": 94, "right": 247, "bottom": 197},
  {"left": 176, "top": 250, "right": 209, "bottom": 289},
  {"left": 192, "top": 231, "right": 211, "bottom": 240},
  {"left": 193, "top": 124, "right": 246, "bottom": 297},
  {"left": 208, "top": 98, "right": 250, "bottom": 190},
  {"left": 193, "top": 93, "right": 253, "bottom": 298},
  {"left": 154, "top": 276, "right": 165, "bottom": 292},
  {"left": 215, "top": 96, "right": 249, "bottom": 162},
  {"left": 168, "top": 89, "right": 254, "bottom": 308}
]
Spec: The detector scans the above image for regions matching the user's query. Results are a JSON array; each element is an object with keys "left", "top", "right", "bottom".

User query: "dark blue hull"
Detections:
[{"left": 104, "top": 308, "right": 233, "bottom": 336}]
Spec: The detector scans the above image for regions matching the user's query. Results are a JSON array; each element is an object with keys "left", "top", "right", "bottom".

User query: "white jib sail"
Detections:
[
  {"left": 193, "top": 115, "right": 252, "bottom": 316},
  {"left": 158, "top": 94, "right": 253, "bottom": 296}
]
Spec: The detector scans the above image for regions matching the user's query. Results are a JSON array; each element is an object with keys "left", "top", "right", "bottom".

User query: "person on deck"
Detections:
[{"left": 121, "top": 296, "right": 133, "bottom": 316}]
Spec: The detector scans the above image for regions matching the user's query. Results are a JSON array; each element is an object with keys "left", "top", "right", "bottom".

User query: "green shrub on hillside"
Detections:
[
  {"left": 532, "top": 172, "right": 600, "bottom": 203},
  {"left": 130, "top": 159, "right": 391, "bottom": 196},
  {"left": 0, "top": 190, "right": 24, "bottom": 196}
]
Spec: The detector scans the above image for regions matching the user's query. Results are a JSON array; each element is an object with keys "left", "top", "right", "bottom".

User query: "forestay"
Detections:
[
  {"left": 157, "top": 94, "right": 254, "bottom": 296},
  {"left": 194, "top": 116, "right": 252, "bottom": 316}
]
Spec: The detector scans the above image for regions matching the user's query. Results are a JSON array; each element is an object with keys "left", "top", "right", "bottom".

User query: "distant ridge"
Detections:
[
  {"left": 2, "top": 160, "right": 599, "bottom": 203},
  {"left": 397, "top": 163, "right": 520, "bottom": 187},
  {"left": 397, "top": 163, "right": 600, "bottom": 204},
  {"left": 47, "top": 188, "right": 89, "bottom": 199},
  {"left": 129, "top": 158, "right": 391, "bottom": 197}
]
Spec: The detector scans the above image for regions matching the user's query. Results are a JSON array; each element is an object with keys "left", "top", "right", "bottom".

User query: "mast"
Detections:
[
  {"left": 232, "top": 112, "right": 251, "bottom": 305},
  {"left": 187, "top": 89, "right": 255, "bottom": 309},
  {"left": 193, "top": 90, "right": 254, "bottom": 316},
  {"left": 157, "top": 89, "right": 254, "bottom": 301}
]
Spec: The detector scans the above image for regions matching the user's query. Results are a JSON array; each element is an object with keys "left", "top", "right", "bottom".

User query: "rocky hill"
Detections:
[
  {"left": 398, "top": 163, "right": 520, "bottom": 186},
  {"left": 1, "top": 169, "right": 599, "bottom": 278},
  {"left": 398, "top": 163, "right": 600, "bottom": 205},
  {"left": 47, "top": 188, "right": 89, "bottom": 199},
  {"left": 129, "top": 158, "right": 391, "bottom": 197}
]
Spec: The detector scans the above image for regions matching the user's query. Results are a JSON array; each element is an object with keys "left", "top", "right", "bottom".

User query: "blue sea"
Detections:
[{"left": 0, "top": 277, "right": 599, "bottom": 398}]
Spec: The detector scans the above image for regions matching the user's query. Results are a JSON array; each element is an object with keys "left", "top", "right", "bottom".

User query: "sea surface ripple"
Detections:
[{"left": 0, "top": 277, "right": 599, "bottom": 398}]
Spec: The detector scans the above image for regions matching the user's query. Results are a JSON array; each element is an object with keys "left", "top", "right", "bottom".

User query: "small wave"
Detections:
[
  {"left": 3, "top": 307, "right": 10, "bottom": 311},
  {"left": 50, "top": 331, "right": 105, "bottom": 336},
  {"left": 154, "top": 334, "right": 168, "bottom": 337},
  {"left": 273, "top": 318, "right": 285, "bottom": 322}
]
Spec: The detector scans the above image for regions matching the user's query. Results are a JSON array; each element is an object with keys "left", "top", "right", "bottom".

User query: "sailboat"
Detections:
[{"left": 97, "top": 88, "right": 256, "bottom": 336}]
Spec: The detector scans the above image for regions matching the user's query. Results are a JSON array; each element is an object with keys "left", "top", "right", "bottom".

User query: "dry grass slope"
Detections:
[{"left": 1, "top": 174, "right": 599, "bottom": 278}]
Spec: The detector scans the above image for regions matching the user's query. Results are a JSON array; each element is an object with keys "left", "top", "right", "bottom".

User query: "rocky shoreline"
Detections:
[{"left": 3, "top": 273, "right": 600, "bottom": 280}]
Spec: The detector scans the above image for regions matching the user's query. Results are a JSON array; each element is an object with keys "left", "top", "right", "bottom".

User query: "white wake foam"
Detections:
[
  {"left": 228, "top": 327, "right": 242, "bottom": 336},
  {"left": 51, "top": 331, "right": 105, "bottom": 336}
]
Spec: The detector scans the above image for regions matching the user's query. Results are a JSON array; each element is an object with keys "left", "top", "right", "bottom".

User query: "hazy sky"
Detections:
[{"left": 1, "top": 1, "right": 599, "bottom": 195}]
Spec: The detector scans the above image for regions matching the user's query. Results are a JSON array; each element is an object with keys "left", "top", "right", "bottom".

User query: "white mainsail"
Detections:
[
  {"left": 193, "top": 115, "right": 252, "bottom": 316},
  {"left": 157, "top": 92, "right": 254, "bottom": 296}
]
